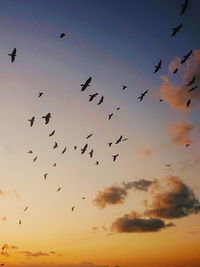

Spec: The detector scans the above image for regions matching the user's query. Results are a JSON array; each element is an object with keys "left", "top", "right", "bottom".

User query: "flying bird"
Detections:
[
  {"left": 108, "top": 113, "right": 113, "bottom": 120},
  {"left": 116, "top": 107, "right": 120, "bottom": 110},
  {"left": 82, "top": 197, "right": 86, "bottom": 199},
  {"left": 186, "top": 76, "right": 195, "bottom": 86},
  {"left": 27, "top": 150, "right": 33, "bottom": 154},
  {"left": 71, "top": 206, "right": 75, "bottom": 212},
  {"left": 18, "top": 220, "right": 21, "bottom": 225},
  {"left": 53, "top": 163, "right": 56, "bottom": 167},
  {"left": 154, "top": 60, "right": 162, "bottom": 73},
  {"left": 24, "top": 206, "right": 28, "bottom": 212},
  {"left": 74, "top": 146, "right": 77, "bottom": 150},
  {"left": 122, "top": 138, "right": 128, "bottom": 142},
  {"left": 165, "top": 164, "right": 171, "bottom": 167},
  {"left": 38, "top": 92, "right": 43, "bottom": 98},
  {"left": 181, "top": 50, "right": 192, "bottom": 64},
  {"left": 138, "top": 90, "right": 148, "bottom": 101},
  {"left": 86, "top": 133, "right": 93, "bottom": 139},
  {"left": 89, "top": 149, "right": 94, "bottom": 158},
  {"left": 42, "top": 113, "right": 51, "bottom": 124},
  {"left": 188, "top": 86, "right": 198, "bottom": 92},
  {"left": 180, "top": 0, "right": 188, "bottom": 15},
  {"left": 122, "top": 85, "right": 127, "bottom": 90},
  {"left": 159, "top": 99, "right": 164, "bottom": 102},
  {"left": 171, "top": 23, "right": 183, "bottom": 36},
  {"left": 33, "top": 156, "right": 37, "bottom": 162},
  {"left": 81, "top": 144, "right": 88, "bottom": 154},
  {"left": 8, "top": 48, "right": 17, "bottom": 63},
  {"left": 173, "top": 68, "right": 178, "bottom": 74},
  {"left": 61, "top": 147, "right": 67, "bottom": 154},
  {"left": 95, "top": 161, "right": 99, "bottom": 165},
  {"left": 28, "top": 116, "right": 35, "bottom": 127},
  {"left": 49, "top": 130, "right": 55, "bottom": 137},
  {"left": 98, "top": 96, "right": 104, "bottom": 105},
  {"left": 57, "top": 187, "right": 61, "bottom": 192},
  {"left": 81, "top": 77, "right": 92, "bottom": 92},
  {"left": 186, "top": 143, "right": 191, "bottom": 148},
  {"left": 112, "top": 154, "right": 119, "bottom": 162},
  {"left": 89, "top": 93, "right": 98, "bottom": 102},
  {"left": 44, "top": 173, "right": 48, "bottom": 179},
  {"left": 53, "top": 142, "right": 58, "bottom": 149},
  {"left": 108, "top": 142, "right": 112, "bottom": 147},
  {"left": 115, "top": 135, "right": 123, "bottom": 144},
  {"left": 186, "top": 99, "right": 191, "bottom": 107},
  {"left": 59, "top": 33, "right": 66, "bottom": 38}
]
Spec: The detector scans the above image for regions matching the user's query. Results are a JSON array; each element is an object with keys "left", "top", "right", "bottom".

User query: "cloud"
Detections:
[
  {"left": 93, "top": 179, "right": 155, "bottom": 208},
  {"left": 169, "top": 121, "right": 195, "bottom": 145},
  {"left": 144, "top": 175, "right": 200, "bottom": 219},
  {"left": 111, "top": 211, "right": 174, "bottom": 233},
  {"left": 138, "top": 148, "right": 153, "bottom": 157},
  {"left": 20, "top": 251, "right": 49, "bottom": 257},
  {"left": 168, "top": 56, "right": 181, "bottom": 73},
  {"left": 1, "top": 216, "right": 7, "bottom": 222}
]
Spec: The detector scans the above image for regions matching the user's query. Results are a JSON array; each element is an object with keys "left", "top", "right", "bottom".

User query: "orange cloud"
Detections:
[{"left": 169, "top": 121, "right": 195, "bottom": 145}]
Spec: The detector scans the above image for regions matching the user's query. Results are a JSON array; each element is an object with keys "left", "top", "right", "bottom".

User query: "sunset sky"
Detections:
[{"left": 0, "top": 0, "right": 200, "bottom": 267}]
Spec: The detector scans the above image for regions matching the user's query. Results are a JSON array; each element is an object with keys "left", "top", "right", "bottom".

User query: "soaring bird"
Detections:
[
  {"left": 24, "top": 206, "right": 28, "bottom": 212},
  {"left": 53, "top": 142, "right": 58, "bottom": 149},
  {"left": 171, "top": 23, "right": 183, "bottom": 36},
  {"left": 180, "top": 0, "right": 188, "bottom": 15},
  {"left": 44, "top": 173, "right": 48, "bottom": 179},
  {"left": 112, "top": 154, "right": 119, "bottom": 162},
  {"left": 57, "top": 187, "right": 61, "bottom": 192},
  {"left": 71, "top": 206, "right": 75, "bottom": 212},
  {"left": 122, "top": 138, "right": 128, "bottom": 142},
  {"left": 138, "top": 90, "right": 148, "bottom": 101},
  {"left": 8, "top": 48, "right": 17, "bottom": 63},
  {"left": 122, "top": 85, "right": 127, "bottom": 90},
  {"left": 33, "top": 156, "right": 37, "bottom": 162},
  {"left": 38, "top": 92, "right": 44, "bottom": 98},
  {"left": 59, "top": 33, "right": 66, "bottom": 38},
  {"left": 18, "top": 220, "right": 21, "bottom": 225},
  {"left": 61, "top": 147, "right": 67, "bottom": 154},
  {"left": 108, "top": 142, "right": 112, "bottom": 147},
  {"left": 159, "top": 99, "right": 164, "bottom": 102},
  {"left": 186, "top": 76, "right": 195, "bottom": 86},
  {"left": 116, "top": 107, "right": 120, "bottom": 110},
  {"left": 98, "top": 96, "right": 104, "bottom": 105},
  {"left": 27, "top": 150, "right": 33, "bottom": 154},
  {"left": 95, "top": 161, "right": 99, "bottom": 165},
  {"left": 108, "top": 113, "right": 113, "bottom": 120},
  {"left": 186, "top": 143, "right": 191, "bottom": 148},
  {"left": 28, "top": 116, "right": 35, "bottom": 127},
  {"left": 186, "top": 99, "right": 191, "bottom": 107},
  {"left": 81, "top": 77, "right": 92, "bottom": 92},
  {"left": 154, "top": 60, "right": 162, "bottom": 73},
  {"left": 49, "top": 130, "right": 55, "bottom": 137},
  {"left": 42, "top": 113, "right": 51, "bottom": 124},
  {"left": 86, "top": 133, "right": 93, "bottom": 139},
  {"left": 74, "top": 146, "right": 77, "bottom": 150},
  {"left": 173, "top": 68, "right": 178, "bottom": 74},
  {"left": 89, "top": 93, "right": 98, "bottom": 102},
  {"left": 115, "top": 135, "right": 123, "bottom": 144},
  {"left": 53, "top": 163, "right": 56, "bottom": 167},
  {"left": 165, "top": 164, "right": 171, "bottom": 167},
  {"left": 188, "top": 86, "right": 198, "bottom": 92},
  {"left": 89, "top": 149, "right": 94, "bottom": 158},
  {"left": 181, "top": 50, "right": 192, "bottom": 64},
  {"left": 81, "top": 144, "right": 88, "bottom": 154}
]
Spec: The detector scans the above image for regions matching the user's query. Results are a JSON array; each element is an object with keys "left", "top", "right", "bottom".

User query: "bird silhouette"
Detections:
[
  {"left": 53, "top": 163, "right": 56, "bottom": 167},
  {"left": 115, "top": 135, "right": 123, "bottom": 144},
  {"left": 154, "top": 60, "right": 162, "bottom": 73},
  {"left": 57, "top": 187, "right": 61, "bottom": 192},
  {"left": 28, "top": 116, "right": 35, "bottom": 127},
  {"left": 81, "top": 77, "right": 92, "bottom": 91},
  {"left": 27, "top": 150, "right": 33, "bottom": 154},
  {"left": 59, "top": 33, "right": 66, "bottom": 38},
  {"left": 95, "top": 161, "right": 99, "bottom": 165},
  {"left": 188, "top": 86, "right": 198, "bottom": 92},
  {"left": 116, "top": 107, "right": 120, "bottom": 110},
  {"left": 42, "top": 113, "right": 51, "bottom": 124},
  {"left": 18, "top": 220, "right": 21, "bottom": 225},
  {"left": 24, "top": 206, "right": 28, "bottom": 212},
  {"left": 186, "top": 99, "right": 191, "bottom": 107},
  {"left": 61, "top": 147, "right": 67, "bottom": 154},
  {"left": 171, "top": 23, "right": 183, "bottom": 36},
  {"left": 86, "top": 134, "right": 93, "bottom": 139},
  {"left": 165, "top": 164, "right": 171, "bottom": 167},
  {"left": 138, "top": 90, "right": 148, "bottom": 101},
  {"left": 44, "top": 173, "right": 48, "bottom": 179},
  {"left": 81, "top": 144, "right": 88, "bottom": 154},
  {"left": 186, "top": 143, "right": 191, "bottom": 148},
  {"left": 186, "top": 76, "right": 195, "bottom": 86},
  {"left": 159, "top": 99, "right": 164, "bottom": 102},
  {"left": 108, "top": 142, "right": 112, "bottom": 147},
  {"left": 181, "top": 50, "right": 192, "bottom": 64},
  {"left": 122, "top": 138, "right": 128, "bottom": 142},
  {"left": 82, "top": 197, "right": 86, "bottom": 199},
  {"left": 122, "top": 85, "right": 127, "bottom": 90},
  {"left": 53, "top": 142, "right": 58, "bottom": 149},
  {"left": 98, "top": 96, "right": 104, "bottom": 105},
  {"left": 108, "top": 113, "right": 113, "bottom": 120},
  {"left": 8, "top": 48, "right": 17, "bottom": 63},
  {"left": 33, "top": 156, "right": 37, "bottom": 162},
  {"left": 112, "top": 154, "right": 119, "bottom": 162},
  {"left": 89, "top": 93, "right": 98, "bottom": 102},
  {"left": 89, "top": 149, "right": 94, "bottom": 158},
  {"left": 38, "top": 92, "right": 44, "bottom": 98},
  {"left": 180, "top": 0, "right": 188, "bottom": 15},
  {"left": 71, "top": 206, "right": 75, "bottom": 212},
  {"left": 49, "top": 130, "right": 55, "bottom": 137},
  {"left": 173, "top": 68, "right": 178, "bottom": 74},
  {"left": 74, "top": 146, "right": 77, "bottom": 150}
]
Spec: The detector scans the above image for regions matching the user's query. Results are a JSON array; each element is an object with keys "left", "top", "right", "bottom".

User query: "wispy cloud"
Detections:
[{"left": 168, "top": 121, "right": 195, "bottom": 145}]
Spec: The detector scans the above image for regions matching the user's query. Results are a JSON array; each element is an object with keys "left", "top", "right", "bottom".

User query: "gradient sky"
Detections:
[{"left": 0, "top": 1, "right": 200, "bottom": 267}]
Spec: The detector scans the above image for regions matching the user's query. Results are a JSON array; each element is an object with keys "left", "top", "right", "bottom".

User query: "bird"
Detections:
[
  {"left": 122, "top": 85, "right": 127, "bottom": 90},
  {"left": 186, "top": 99, "right": 191, "bottom": 107},
  {"left": 89, "top": 149, "right": 94, "bottom": 158},
  {"left": 49, "top": 130, "right": 55, "bottom": 137},
  {"left": 53, "top": 142, "right": 58, "bottom": 149},
  {"left": 61, "top": 147, "right": 67, "bottom": 154},
  {"left": 186, "top": 76, "right": 195, "bottom": 86},
  {"left": 108, "top": 113, "right": 113, "bottom": 120},
  {"left": 53, "top": 163, "right": 56, "bottom": 167},
  {"left": 138, "top": 90, "right": 148, "bottom": 101},
  {"left": 154, "top": 60, "right": 162, "bottom": 73},
  {"left": 180, "top": 0, "right": 188, "bottom": 15},
  {"left": 165, "top": 164, "right": 171, "bottom": 167},
  {"left": 171, "top": 23, "right": 183, "bottom": 36},
  {"left": 28, "top": 116, "right": 35, "bottom": 127},
  {"left": 122, "top": 138, "right": 128, "bottom": 142},
  {"left": 24, "top": 206, "right": 28, "bottom": 212},
  {"left": 186, "top": 143, "right": 191, "bottom": 148},
  {"left": 115, "top": 135, "right": 123, "bottom": 144},
  {"left": 27, "top": 150, "right": 33, "bottom": 154},
  {"left": 86, "top": 134, "right": 93, "bottom": 139},
  {"left": 81, "top": 144, "right": 88, "bottom": 154},
  {"left": 95, "top": 161, "right": 99, "bottom": 165},
  {"left": 82, "top": 197, "right": 86, "bottom": 199},
  {"left": 42, "top": 113, "right": 51, "bottom": 124},
  {"left": 81, "top": 77, "right": 92, "bottom": 92},
  {"left": 0, "top": 264, "right": 5, "bottom": 266},
  {"left": 159, "top": 99, "right": 164, "bottom": 102},
  {"left": 89, "top": 93, "right": 98, "bottom": 102},
  {"left": 59, "top": 33, "right": 66, "bottom": 38},
  {"left": 56, "top": 187, "right": 61, "bottom": 192},
  {"left": 38, "top": 92, "right": 44, "bottom": 98},
  {"left": 112, "top": 154, "right": 119, "bottom": 162},
  {"left": 44, "top": 173, "right": 48, "bottom": 179},
  {"left": 116, "top": 107, "right": 120, "bottom": 110},
  {"left": 173, "top": 68, "right": 178, "bottom": 74},
  {"left": 98, "top": 96, "right": 104, "bottom": 105},
  {"left": 181, "top": 50, "right": 192, "bottom": 64},
  {"left": 71, "top": 206, "right": 75, "bottom": 212},
  {"left": 108, "top": 142, "right": 112, "bottom": 147},
  {"left": 33, "top": 156, "right": 37, "bottom": 162},
  {"left": 18, "top": 220, "right": 21, "bottom": 225},
  {"left": 188, "top": 86, "right": 198, "bottom": 92},
  {"left": 74, "top": 146, "right": 77, "bottom": 150},
  {"left": 8, "top": 48, "right": 17, "bottom": 63}
]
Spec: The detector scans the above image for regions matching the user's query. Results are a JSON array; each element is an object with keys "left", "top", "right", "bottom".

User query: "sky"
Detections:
[{"left": 0, "top": 0, "right": 200, "bottom": 266}]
